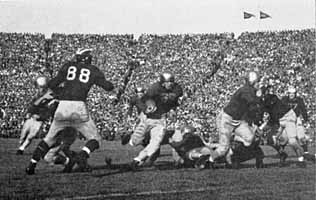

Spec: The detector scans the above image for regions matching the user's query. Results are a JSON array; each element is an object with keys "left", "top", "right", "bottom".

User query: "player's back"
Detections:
[
  {"left": 51, "top": 61, "right": 108, "bottom": 102},
  {"left": 224, "top": 84, "right": 257, "bottom": 120}
]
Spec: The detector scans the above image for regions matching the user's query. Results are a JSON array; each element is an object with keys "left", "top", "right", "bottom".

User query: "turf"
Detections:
[{"left": 0, "top": 138, "right": 315, "bottom": 200}]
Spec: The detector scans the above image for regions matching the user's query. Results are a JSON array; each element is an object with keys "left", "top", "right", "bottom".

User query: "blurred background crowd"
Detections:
[{"left": 0, "top": 29, "right": 315, "bottom": 140}]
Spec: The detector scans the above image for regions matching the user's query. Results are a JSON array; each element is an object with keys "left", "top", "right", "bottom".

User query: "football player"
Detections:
[
  {"left": 261, "top": 85, "right": 306, "bottom": 167},
  {"left": 281, "top": 86, "right": 315, "bottom": 162},
  {"left": 26, "top": 48, "right": 115, "bottom": 175},
  {"left": 17, "top": 76, "right": 57, "bottom": 155},
  {"left": 128, "top": 72, "right": 183, "bottom": 170},
  {"left": 208, "top": 71, "right": 262, "bottom": 165},
  {"left": 168, "top": 124, "right": 265, "bottom": 170}
]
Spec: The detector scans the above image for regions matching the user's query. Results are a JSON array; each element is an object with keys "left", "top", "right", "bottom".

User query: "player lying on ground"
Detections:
[
  {"left": 17, "top": 76, "right": 58, "bottom": 155},
  {"left": 167, "top": 124, "right": 265, "bottom": 170}
]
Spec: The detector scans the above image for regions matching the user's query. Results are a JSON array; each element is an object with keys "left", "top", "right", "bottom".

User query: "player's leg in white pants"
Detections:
[
  {"left": 296, "top": 117, "right": 309, "bottom": 153},
  {"left": 134, "top": 118, "right": 166, "bottom": 163},
  {"left": 210, "top": 111, "right": 236, "bottom": 163},
  {"left": 279, "top": 110, "right": 305, "bottom": 163},
  {"left": 18, "top": 118, "right": 43, "bottom": 152}
]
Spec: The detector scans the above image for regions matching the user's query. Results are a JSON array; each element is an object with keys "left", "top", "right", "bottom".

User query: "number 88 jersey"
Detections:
[{"left": 48, "top": 61, "right": 114, "bottom": 102}]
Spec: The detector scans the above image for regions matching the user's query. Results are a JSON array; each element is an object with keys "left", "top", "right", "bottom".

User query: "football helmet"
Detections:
[
  {"left": 288, "top": 86, "right": 296, "bottom": 99},
  {"left": 160, "top": 72, "right": 175, "bottom": 83},
  {"left": 181, "top": 125, "right": 196, "bottom": 135},
  {"left": 160, "top": 72, "right": 175, "bottom": 90},
  {"left": 75, "top": 48, "right": 93, "bottom": 64},
  {"left": 288, "top": 86, "right": 296, "bottom": 94},
  {"left": 135, "top": 86, "right": 145, "bottom": 93},
  {"left": 35, "top": 76, "right": 49, "bottom": 89},
  {"left": 246, "top": 71, "right": 259, "bottom": 85}
]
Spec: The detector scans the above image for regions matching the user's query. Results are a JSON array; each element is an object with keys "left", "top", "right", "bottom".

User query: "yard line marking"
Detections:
[{"left": 55, "top": 187, "right": 216, "bottom": 200}]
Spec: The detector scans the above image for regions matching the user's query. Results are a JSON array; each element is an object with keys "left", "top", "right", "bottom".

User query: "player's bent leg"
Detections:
[
  {"left": 18, "top": 121, "right": 43, "bottom": 154},
  {"left": 74, "top": 119, "right": 101, "bottom": 172},
  {"left": 26, "top": 140, "right": 50, "bottom": 175},
  {"left": 234, "top": 121, "right": 255, "bottom": 147},
  {"left": 132, "top": 123, "right": 165, "bottom": 170},
  {"left": 25, "top": 121, "right": 62, "bottom": 175},
  {"left": 17, "top": 119, "right": 33, "bottom": 154},
  {"left": 129, "top": 121, "right": 148, "bottom": 146},
  {"left": 211, "top": 111, "right": 235, "bottom": 162},
  {"left": 211, "top": 133, "right": 230, "bottom": 163},
  {"left": 288, "top": 137, "right": 306, "bottom": 168}
]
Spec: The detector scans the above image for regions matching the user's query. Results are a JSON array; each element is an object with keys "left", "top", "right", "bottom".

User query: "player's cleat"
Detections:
[
  {"left": 194, "top": 155, "right": 210, "bottom": 170},
  {"left": 16, "top": 150, "right": 24, "bottom": 155},
  {"left": 25, "top": 163, "right": 36, "bottom": 175},
  {"left": 130, "top": 160, "right": 141, "bottom": 171},
  {"left": 62, "top": 152, "right": 76, "bottom": 173},
  {"left": 296, "top": 161, "right": 307, "bottom": 168},
  {"left": 121, "top": 134, "right": 131, "bottom": 145},
  {"left": 279, "top": 152, "right": 288, "bottom": 167}
]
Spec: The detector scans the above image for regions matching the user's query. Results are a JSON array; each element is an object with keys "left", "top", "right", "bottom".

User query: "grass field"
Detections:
[{"left": 0, "top": 138, "right": 315, "bottom": 200}]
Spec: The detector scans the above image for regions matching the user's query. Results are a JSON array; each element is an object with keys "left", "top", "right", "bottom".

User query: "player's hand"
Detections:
[
  {"left": 26, "top": 113, "right": 31, "bottom": 119},
  {"left": 262, "top": 112, "right": 270, "bottom": 122},
  {"left": 168, "top": 137, "right": 174, "bottom": 144}
]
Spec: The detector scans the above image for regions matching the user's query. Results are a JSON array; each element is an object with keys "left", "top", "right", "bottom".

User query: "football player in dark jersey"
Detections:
[
  {"left": 17, "top": 76, "right": 58, "bottom": 155},
  {"left": 281, "top": 86, "right": 315, "bottom": 162},
  {"left": 208, "top": 71, "right": 262, "bottom": 165},
  {"left": 26, "top": 49, "right": 115, "bottom": 175},
  {"left": 128, "top": 72, "right": 183, "bottom": 170},
  {"left": 261, "top": 85, "right": 306, "bottom": 167}
]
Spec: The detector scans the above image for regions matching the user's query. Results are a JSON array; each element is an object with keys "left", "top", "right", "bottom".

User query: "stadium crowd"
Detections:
[{"left": 0, "top": 29, "right": 315, "bottom": 140}]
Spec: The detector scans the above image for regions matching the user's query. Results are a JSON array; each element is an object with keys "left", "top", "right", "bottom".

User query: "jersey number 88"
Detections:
[{"left": 66, "top": 66, "right": 90, "bottom": 83}]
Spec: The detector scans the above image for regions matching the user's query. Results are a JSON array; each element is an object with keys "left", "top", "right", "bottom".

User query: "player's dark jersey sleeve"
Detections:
[
  {"left": 48, "top": 64, "right": 68, "bottom": 90},
  {"left": 298, "top": 98, "right": 308, "bottom": 121},
  {"left": 94, "top": 69, "right": 114, "bottom": 91},
  {"left": 127, "top": 96, "right": 137, "bottom": 116},
  {"left": 169, "top": 83, "right": 183, "bottom": 101}
]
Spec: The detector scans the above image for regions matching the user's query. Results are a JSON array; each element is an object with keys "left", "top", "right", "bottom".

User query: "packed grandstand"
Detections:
[{"left": 0, "top": 29, "right": 315, "bottom": 140}]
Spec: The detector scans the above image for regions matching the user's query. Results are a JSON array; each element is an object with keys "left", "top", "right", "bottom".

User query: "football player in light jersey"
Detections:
[{"left": 17, "top": 76, "right": 58, "bottom": 155}]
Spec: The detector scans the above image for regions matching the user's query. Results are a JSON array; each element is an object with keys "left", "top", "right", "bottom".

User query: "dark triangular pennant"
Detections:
[
  {"left": 244, "top": 12, "right": 255, "bottom": 19},
  {"left": 260, "top": 11, "right": 271, "bottom": 19}
]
